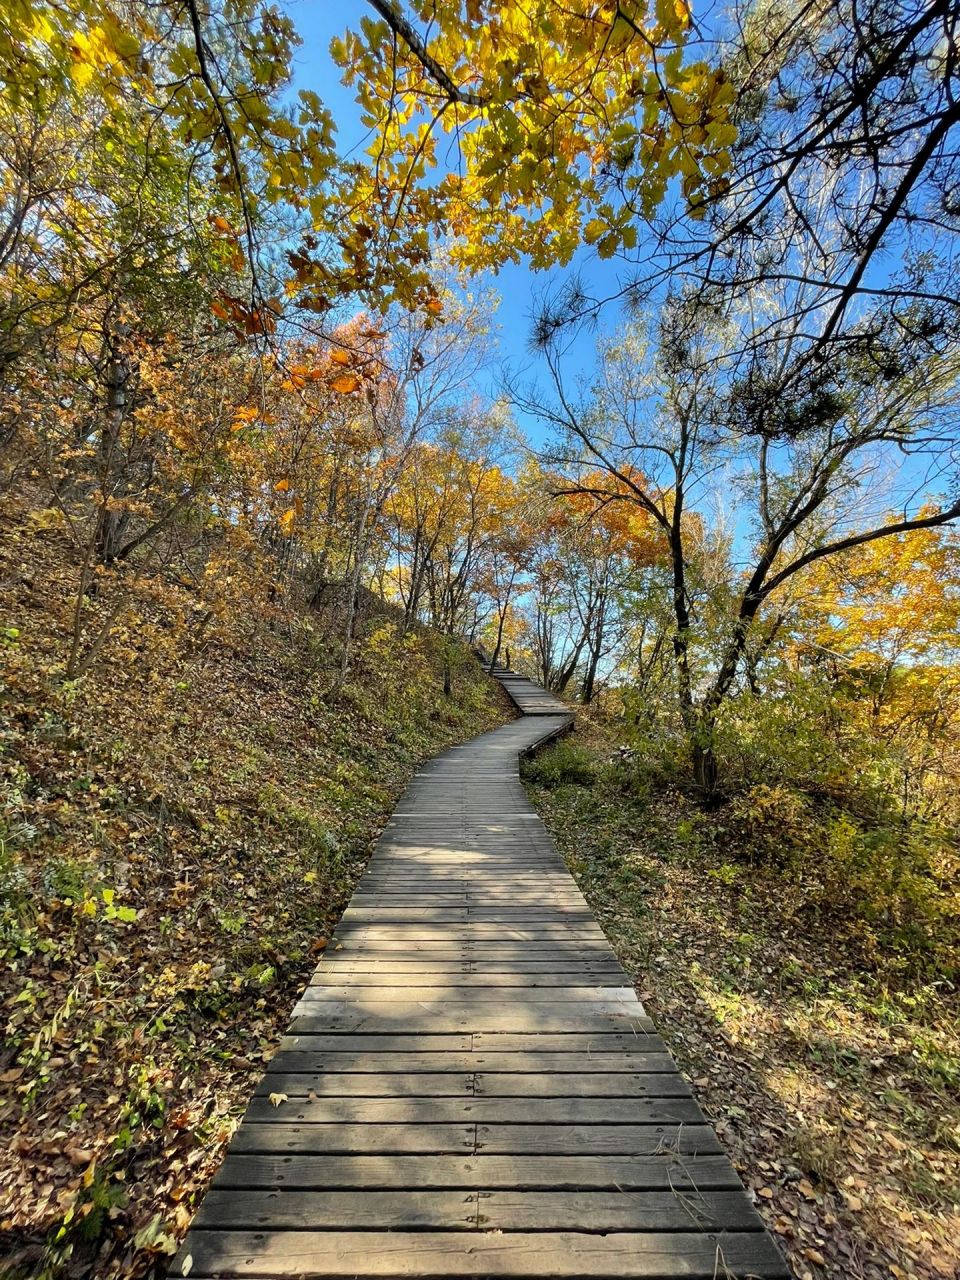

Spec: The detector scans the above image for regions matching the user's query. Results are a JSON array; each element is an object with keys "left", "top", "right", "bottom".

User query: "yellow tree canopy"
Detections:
[
  {"left": 793, "top": 521, "right": 960, "bottom": 670},
  {"left": 3, "top": 1, "right": 736, "bottom": 323},
  {"left": 331, "top": 0, "right": 735, "bottom": 283}
]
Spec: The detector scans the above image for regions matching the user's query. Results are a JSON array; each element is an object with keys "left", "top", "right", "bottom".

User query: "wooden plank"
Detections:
[
  {"left": 474, "top": 1073, "right": 689, "bottom": 1097},
  {"left": 354, "top": 886, "right": 577, "bottom": 893},
  {"left": 208, "top": 1153, "right": 746, "bottom": 1191},
  {"left": 241, "top": 1097, "right": 704, "bottom": 1125},
  {"left": 468, "top": 1033, "right": 662, "bottom": 1049},
  {"left": 300, "top": 986, "right": 639, "bottom": 1002},
  {"left": 290, "top": 998, "right": 645, "bottom": 1016},
  {"left": 349, "top": 903, "right": 589, "bottom": 909},
  {"left": 256, "top": 1073, "right": 691, "bottom": 1099},
  {"left": 338, "top": 913, "right": 599, "bottom": 924},
  {"left": 268, "top": 1051, "right": 675, "bottom": 1074},
  {"left": 193, "top": 1188, "right": 481, "bottom": 1230},
  {"left": 308, "top": 973, "right": 629, "bottom": 987},
  {"left": 311, "top": 961, "right": 626, "bottom": 973},
  {"left": 229, "top": 1124, "right": 720, "bottom": 1156},
  {"left": 349, "top": 897, "right": 588, "bottom": 906},
  {"left": 333, "top": 927, "right": 609, "bottom": 939},
  {"left": 268, "top": 1055, "right": 677, "bottom": 1076},
  {"left": 288, "top": 1008, "right": 651, "bottom": 1034},
  {"left": 193, "top": 1188, "right": 765, "bottom": 1231},
  {"left": 254, "top": 1073, "right": 476, "bottom": 1097},
  {"left": 174, "top": 1230, "right": 789, "bottom": 1278},
  {"left": 271, "top": 1034, "right": 475, "bottom": 1054},
  {"left": 279, "top": 1032, "right": 666, "bottom": 1050},
  {"left": 473, "top": 1125, "right": 722, "bottom": 1156},
  {"left": 327, "top": 942, "right": 619, "bottom": 955},
  {"left": 230, "top": 1124, "right": 476, "bottom": 1154}
]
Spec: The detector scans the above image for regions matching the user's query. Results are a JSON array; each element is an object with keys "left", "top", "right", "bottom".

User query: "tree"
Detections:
[
  {"left": 786, "top": 524, "right": 960, "bottom": 813},
  {"left": 523, "top": 297, "right": 960, "bottom": 789},
  {"left": 542, "top": 0, "right": 960, "bottom": 391}
]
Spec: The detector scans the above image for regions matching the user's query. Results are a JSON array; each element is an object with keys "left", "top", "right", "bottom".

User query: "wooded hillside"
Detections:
[{"left": 2, "top": 1, "right": 959, "bottom": 1277}]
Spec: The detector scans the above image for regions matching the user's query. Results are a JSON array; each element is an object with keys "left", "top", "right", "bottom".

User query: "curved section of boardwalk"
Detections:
[{"left": 174, "top": 670, "right": 788, "bottom": 1279}]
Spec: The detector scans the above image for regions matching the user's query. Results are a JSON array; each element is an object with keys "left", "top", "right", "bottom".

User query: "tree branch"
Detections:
[
  {"left": 761, "top": 502, "right": 960, "bottom": 600},
  {"left": 365, "top": 0, "right": 485, "bottom": 107}
]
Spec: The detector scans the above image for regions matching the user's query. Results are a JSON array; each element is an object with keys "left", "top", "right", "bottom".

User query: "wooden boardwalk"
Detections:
[{"left": 173, "top": 668, "right": 788, "bottom": 1279}]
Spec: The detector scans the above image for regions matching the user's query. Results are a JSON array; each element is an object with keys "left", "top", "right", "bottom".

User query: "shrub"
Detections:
[
  {"left": 726, "top": 782, "right": 814, "bottom": 867},
  {"left": 522, "top": 737, "right": 597, "bottom": 788}
]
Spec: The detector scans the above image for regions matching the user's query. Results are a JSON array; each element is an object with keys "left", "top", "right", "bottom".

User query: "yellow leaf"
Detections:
[
  {"left": 268, "top": 1092, "right": 288, "bottom": 1108},
  {"left": 278, "top": 507, "right": 296, "bottom": 535}
]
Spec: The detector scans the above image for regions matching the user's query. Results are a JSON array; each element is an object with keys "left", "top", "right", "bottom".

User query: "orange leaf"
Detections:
[
  {"left": 329, "top": 373, "right": 361, "bottom": 394},
  {"left": 278, "top": 507, "right": 296, "bottom": 535},
  {"left": 329, "top": 350, "right": 351, "bottom": 366},
  {"left": 274, "top": 478, "right": 290, "bottom": 492},
  {"left": 231, "top": 405, "right": 259, "bottom": 431},
  {"left": 425, "top": 298, "right": 443, "bottom": 315}
]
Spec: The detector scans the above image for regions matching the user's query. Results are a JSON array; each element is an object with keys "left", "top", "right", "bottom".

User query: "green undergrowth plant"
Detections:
[{"left": 522, "top": 713, "right": 958, "bottom": 981}]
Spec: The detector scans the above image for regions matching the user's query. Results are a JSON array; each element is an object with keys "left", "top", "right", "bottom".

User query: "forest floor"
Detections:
[
  {"left": 0, "top": 498, "right": 512, "bottom": 1280},
  {"left": 523, "top": 726, "right": 960, "bottom": 1280}
]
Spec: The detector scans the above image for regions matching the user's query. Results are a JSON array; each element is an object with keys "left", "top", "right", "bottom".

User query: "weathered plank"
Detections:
[
  {"left": 174, "top": 1230, "right": 788, "bottom": 1278},
  {"left": 288, "top": 1008, "right": 652, "bottom": 1034},
  {"left": 310, "top": 963, "right": 628, "bottom": 975},
  {"left": 193, "top": 1188, "right": 766, "bottom": 1231},
  {"left": 308, "top": 973, "right": 629, "bottom": 987},
  {"left": 241, "top": 1097, "right": 704, "bottom": 1125},
  {"left": 254, "top": 1072, "right": 476, "bottom": 1097},
  {"left": 208, "top": 1153, "right": 746, "bottom": 1191},
  {"left": 267, "top": 1051, "right": 677, "bottom": 1075},
  {"left": 301, "top": 985, "right": 639, "bottom": 1001},
  {"left": 254, "top": 1072, "right": 692, "bottom": 1098},
  {"left": 228, "top": 1123, "right": 721, "bottom": 1156}
]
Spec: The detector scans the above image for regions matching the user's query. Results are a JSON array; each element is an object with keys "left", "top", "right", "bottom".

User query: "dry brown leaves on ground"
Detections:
[{"left": 0, "top": 501, "right": 511, "bottom": 1279}]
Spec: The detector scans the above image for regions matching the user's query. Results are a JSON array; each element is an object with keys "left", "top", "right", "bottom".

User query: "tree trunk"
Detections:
[
  {"left": 581, "top": 646, "right": 601, "bottom": 703},
  {"left": 443, "top": 631, "right": 453, "bottom": 697},
  {"left": 691, "top": 738, "right": 719, "bottom": 794},
  {"left": 94, "top": 320, "right": 134, "bottom": 566},
  {"left": 488, "top": 572, "right": 516, "bottom": 672}
]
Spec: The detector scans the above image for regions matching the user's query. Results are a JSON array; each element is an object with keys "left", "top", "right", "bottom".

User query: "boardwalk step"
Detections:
[{"left": 176, "top": 1229, "right": 787, "bottom": 1277}]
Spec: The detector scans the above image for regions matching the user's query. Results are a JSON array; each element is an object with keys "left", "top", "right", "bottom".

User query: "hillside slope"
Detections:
[
  {"left": 0, "top": 493, "right": 511, "bottom": 1280},
  {"left": 523, "top": 729, "right": 959, "bottom": 1280}
]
